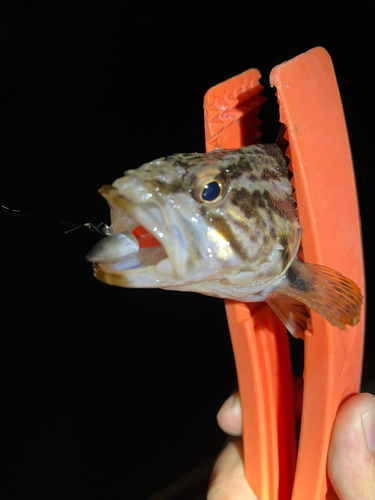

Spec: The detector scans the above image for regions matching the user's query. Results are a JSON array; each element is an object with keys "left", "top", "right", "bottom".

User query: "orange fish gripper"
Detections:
[{"left": 203, "top": 47, "right": 365, "bottom": 500}]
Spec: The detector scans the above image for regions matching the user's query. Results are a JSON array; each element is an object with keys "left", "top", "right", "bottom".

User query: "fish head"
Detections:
[{"left": 90, "top": 145, "right": 301, "bottom": 300}]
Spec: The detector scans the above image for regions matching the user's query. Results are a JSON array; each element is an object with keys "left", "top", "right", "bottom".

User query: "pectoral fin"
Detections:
[
  {"left": 267, "top": 295, "right": 310, "bottom": 339},
  {"left": 266, "top": 260, "right": 363, "bottom": 338}
]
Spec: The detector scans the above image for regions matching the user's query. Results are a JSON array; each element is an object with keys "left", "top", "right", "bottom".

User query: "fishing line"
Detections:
[{"left": 1, "top": 204, "right": 113, "bottom": 236}]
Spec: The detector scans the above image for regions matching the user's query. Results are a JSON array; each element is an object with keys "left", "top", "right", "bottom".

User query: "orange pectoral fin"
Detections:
[
  {"left": 271, "top": 260, "right": 363, "bottom": 331},
  {"left": 266, "top": 295, "right": 310, "bottom": 339}
]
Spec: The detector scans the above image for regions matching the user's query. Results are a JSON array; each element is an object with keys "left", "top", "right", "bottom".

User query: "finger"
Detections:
[
  {"left": 207, "top": 440, "right": 258, "bottom": 500},
  {"left": 217, "top": 393, "right": 242, "bottom": 436},
  {"left": 217, "top": 377, "right": 303, "bottom": 437},
  {"left": 328, "top": 392, "right": 375, "bottom": 500}
]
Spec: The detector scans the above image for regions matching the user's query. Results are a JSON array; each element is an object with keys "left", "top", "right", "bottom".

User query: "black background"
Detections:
[{"left": 1, "top": 2, "right": 373, "bottom": 498}]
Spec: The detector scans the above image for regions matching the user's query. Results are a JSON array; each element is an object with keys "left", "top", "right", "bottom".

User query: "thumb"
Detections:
[
  {"left": 207, "top": 440, "right": 257, "bottom": 500},
  {"left": 328, "top": 392, "right": 375, "bottom": 500}
]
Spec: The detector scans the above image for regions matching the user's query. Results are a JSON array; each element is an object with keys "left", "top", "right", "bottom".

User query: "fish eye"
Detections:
[
  {"left": 187, "top": 166, "right": 229, "bottom": 205},
  {"left": 193, "top": 177, "right": 226, "bottom": 204},
  {"left": 201, "top": 181, "right": 222, "bottom": 202}
]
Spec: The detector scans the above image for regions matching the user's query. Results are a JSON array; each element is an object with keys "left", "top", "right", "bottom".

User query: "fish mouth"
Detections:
[{"left": 90, "top": 185, "right": 193, "bottom": 288}]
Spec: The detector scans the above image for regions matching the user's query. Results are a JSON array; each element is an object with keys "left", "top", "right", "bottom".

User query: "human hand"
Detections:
[{"left": 207, "top": 390, "right": 375, "bottom": 499}]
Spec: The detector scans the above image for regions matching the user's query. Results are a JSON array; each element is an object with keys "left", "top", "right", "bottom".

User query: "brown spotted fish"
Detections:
[{"left": 86, "top": 144, "right": 362, "bottom": 338}]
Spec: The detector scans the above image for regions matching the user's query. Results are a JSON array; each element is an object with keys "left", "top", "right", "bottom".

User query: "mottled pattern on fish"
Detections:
[
  {"left": 88, "top": 144, "right": 362, "bottom": 338},
  {"left": 171, "top": 146, "right": 297, "bottom": 271}
]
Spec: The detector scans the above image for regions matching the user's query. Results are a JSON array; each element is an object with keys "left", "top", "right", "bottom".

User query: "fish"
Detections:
[{"left": 86, "top": 144, "right": 363, "bottom": 339}]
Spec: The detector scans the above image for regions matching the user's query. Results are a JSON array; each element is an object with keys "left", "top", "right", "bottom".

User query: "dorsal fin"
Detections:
[{"left": 275, "top": 124, "right": 290, "bottom": 168}]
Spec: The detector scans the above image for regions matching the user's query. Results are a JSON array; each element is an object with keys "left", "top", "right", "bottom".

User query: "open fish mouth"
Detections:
[{"left": 86, "top": 185, "right": 195, "bottom": 288}]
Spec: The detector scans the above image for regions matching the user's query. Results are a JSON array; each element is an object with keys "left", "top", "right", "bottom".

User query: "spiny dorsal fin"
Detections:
[{"left": 275, "top": 124, "right": 288, "bottom": 154}]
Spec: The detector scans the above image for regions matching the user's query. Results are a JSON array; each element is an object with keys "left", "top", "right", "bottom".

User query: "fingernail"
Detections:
[
  {"left": 222, "top": 394, "right": 236, "bottom": 410},
  {"left": 217, "top": 394, "right": 240, "bottom": 420},
  {"left": 217, "top": 395, "right": 234, "bottom": 422},
  {"left": 362, "top": 406, "right": 375, "bottom": 451}
]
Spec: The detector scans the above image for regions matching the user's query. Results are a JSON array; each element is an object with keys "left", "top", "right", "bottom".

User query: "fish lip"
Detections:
[{"left": 98, "top": 185, "right": 188, "bottom": 278}]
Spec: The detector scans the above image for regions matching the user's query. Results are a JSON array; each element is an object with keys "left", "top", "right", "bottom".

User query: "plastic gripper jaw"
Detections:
[{"left": 203, "top": 47, "right": 365, "bottom": 500}]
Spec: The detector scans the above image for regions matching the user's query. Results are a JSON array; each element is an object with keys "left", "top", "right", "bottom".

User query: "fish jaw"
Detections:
[
  {"left": 92, "top": 182, "right": 294, "bottom": 296},
  {"left": 92, "top": 184, "right": 240, "bottom": 288}
]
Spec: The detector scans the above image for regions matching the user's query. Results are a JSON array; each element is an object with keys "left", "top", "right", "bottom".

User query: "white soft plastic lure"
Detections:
[{"left": 87, "top": 144, "right": 362, "bottom": 338}]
